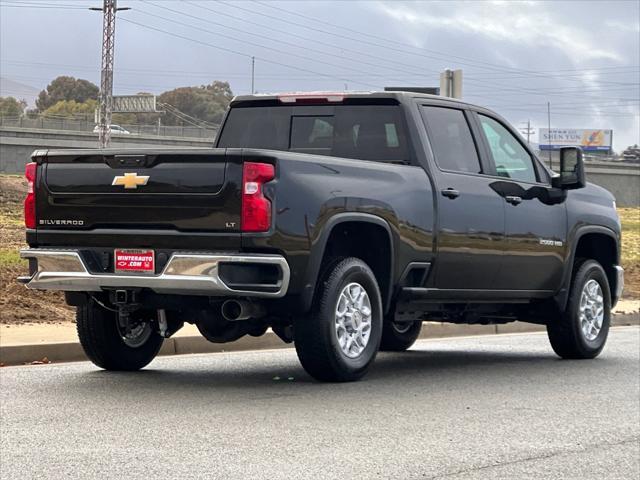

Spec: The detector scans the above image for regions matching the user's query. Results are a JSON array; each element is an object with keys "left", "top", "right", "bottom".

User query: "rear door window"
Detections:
[
  {"left": 420, "top": 106, "right": 482, "bottom": 174},
  {"left": 218, "top": 104, "right": 409, "bottom": 163}
]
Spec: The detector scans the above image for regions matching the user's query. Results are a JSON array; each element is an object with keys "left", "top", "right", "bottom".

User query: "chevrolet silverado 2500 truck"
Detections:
[{"left": 19, "top": 91, "right": 624, "bottom": 381}]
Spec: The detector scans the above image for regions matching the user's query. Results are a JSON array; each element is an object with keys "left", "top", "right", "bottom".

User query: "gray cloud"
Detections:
[{"left": 1, "top": 0, "right": 638, "bottom": 150}]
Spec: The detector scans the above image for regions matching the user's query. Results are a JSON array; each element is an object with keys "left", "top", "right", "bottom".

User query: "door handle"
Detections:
[
  {"left": 441, "top": 188, "right": 460, "bottom": 199},
  {"left": 505, "top": 195, "right": 522, "bottom": 205}
]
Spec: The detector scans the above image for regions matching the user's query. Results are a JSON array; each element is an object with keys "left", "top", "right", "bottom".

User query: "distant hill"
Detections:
[{"left": 0, "top": 77, "right": 40, "bottom": 108}]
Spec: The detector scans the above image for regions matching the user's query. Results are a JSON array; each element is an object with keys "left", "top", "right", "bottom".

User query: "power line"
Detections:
[
  {"left": 135, "top": 4, "right": 429, "bottom": 85},
  {"left": 220, "top": 0, "right": 537, "bottom": 77},
  {"left": 471, "top": 66, "right": 640, "bottom": 76},
  {"left": 4, "top": 0, "right": 638, "bottom": 102},
  {"left": 6, "top": 71, "right": 638, "bottom": 115},
  {"left": 4, "top": 6, "right": 638, "bottom": 99},
  {"left": 0, "top": 3, "right": 86, "bottom": 9},
  {"left": 183, "top": 0, "right": 639, "bottom": 90},
  {"left": 132, "top": 3, "right": 638, "bottom": 101},
  {"left": 3, "top": 2, "right": 637, "bottom": 116},
  {"left": 118, "top": 17, "right": 383, "bottom": 90},
  {"left": 249, "top": 0, "right": 638, "bottom": 84},
  {"left": 158, "top": 102, "right": 216, "bottom": 128},
  {"left": 7, "top": 68, "right": 639, "bottom": 111},
  {"left": 99, "top": 21, "right": 640, "bottom": 119},
  {"left": 5, "top": 0, "right": 638, "bottom": 81},
  {"left": 4, "top": 61, "right": 638, "bottom": 94},
  {"left": 6, "top": 59, "right": 637, "bottom": 84},
  {"left": 216, "top": 0, "right": 639, "bottom": 96},
  {"left": 182, "top": 0, "right": 445, "bottom": 79},
  {"left": 4, "top": 75, "right": 636, "bottom": 119}
]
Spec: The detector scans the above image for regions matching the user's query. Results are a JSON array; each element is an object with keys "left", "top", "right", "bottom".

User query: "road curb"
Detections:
[{"left": 1, "top": 314, "right": 637, "bottom": 366}]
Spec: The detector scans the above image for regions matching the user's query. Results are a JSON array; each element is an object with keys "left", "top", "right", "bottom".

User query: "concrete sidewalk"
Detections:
[{"left": 1, "top": 299, "right": 638, "bottom": 366}]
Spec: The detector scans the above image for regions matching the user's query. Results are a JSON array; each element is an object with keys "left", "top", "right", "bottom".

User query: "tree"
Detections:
[
  {"left": 43, "top": 99, "right": 98, "bottom": 118},
  {"left": 158, "top": 81, "right": 233, "bottom": 126},
  {"left": 36, "top": 76, "right": 99, "bottom": 112},
  {"left": 0, "top": 96, "right": 27, "bottom": 117}
]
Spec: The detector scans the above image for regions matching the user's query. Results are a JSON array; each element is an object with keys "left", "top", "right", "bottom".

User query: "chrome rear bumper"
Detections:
[{"left": 19, "top": 249, "right": 290, "bottom": 298}]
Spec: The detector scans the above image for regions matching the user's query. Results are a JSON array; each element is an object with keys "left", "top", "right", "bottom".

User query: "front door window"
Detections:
[{"left": 479, "top": 115, "right": 537, "bottom": 183}]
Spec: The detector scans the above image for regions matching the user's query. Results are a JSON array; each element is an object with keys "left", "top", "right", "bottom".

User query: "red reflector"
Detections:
[
  {"left": 24, "top": 162, "right": 36, "bottom": 229},
  {"left": 241, "top": 162, "right": 275, "bottom": 232}
]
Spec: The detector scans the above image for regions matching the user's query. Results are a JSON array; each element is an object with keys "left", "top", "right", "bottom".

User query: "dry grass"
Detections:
[
  {"left": 0, "top": 176, "right": 74, "bottom": 325},
  {"left": 619, "top": 207, "right": 640, "bottom": 263},
  {"left": 618, "top": 207, "right": 640, "bottom": 298}
]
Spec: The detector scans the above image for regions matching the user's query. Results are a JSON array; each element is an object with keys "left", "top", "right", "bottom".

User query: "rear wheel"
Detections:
[
  {"left": 380, "top": 320, "right": 422, "bottom": 351},
  {"left": 76, "top": 301, "right": 164, "bottom": 371},
  {"left": 547, "top": 259, "right": 611, "bottom": 359},
  {"left": 295, "top": 257, "right": 383, "bottom": 382}
]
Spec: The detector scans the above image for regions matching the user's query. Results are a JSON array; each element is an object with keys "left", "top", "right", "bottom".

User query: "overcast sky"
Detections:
[{"left": 1, "top": 0, "right": 638, "bottom": 150}]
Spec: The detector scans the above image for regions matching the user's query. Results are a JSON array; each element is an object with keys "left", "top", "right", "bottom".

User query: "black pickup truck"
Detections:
[{"left": 20, "top": 91, "right": 624, "bottom": 381}]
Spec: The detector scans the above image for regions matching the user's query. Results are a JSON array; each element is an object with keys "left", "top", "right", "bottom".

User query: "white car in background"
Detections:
[{"left": 93, "top": 124, "right": 131, "bottom": 135}]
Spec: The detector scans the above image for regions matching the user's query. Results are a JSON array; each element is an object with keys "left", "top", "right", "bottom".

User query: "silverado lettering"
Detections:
[{"left": 39, "top": 219, "right": 85, "bottom": 226}]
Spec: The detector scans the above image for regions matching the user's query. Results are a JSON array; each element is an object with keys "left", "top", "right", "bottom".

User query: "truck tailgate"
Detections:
[{"left": 33, "top": 148, "right": 242, "bottom": 249}]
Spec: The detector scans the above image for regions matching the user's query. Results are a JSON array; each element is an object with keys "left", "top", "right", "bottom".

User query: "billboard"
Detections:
[{"left": 539, "top": 128, "right": 612, "bottom": 151}]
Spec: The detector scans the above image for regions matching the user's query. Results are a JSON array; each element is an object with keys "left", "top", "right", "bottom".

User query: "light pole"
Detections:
[
  {"left": 251, "top": 56, "right": 255, "bottom": 94},
  {"left": 547, "top": 101, "right": 552, "bottom": 169}
]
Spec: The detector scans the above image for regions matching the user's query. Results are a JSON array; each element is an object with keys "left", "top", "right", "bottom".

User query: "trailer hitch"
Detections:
[{"left": 110, "top": 289, "right": 141, "bottom": 336}]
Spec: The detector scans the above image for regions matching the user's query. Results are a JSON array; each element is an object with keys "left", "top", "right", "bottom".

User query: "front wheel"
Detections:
[
  {"left": 295, "top": 257, "right": 383, "bottom": 382},
  {"left": 76, "top": 301, "right": 164, "bottom": 371},
  {"left": 547, "top": 259, "right": 611, "bottom": 359}
]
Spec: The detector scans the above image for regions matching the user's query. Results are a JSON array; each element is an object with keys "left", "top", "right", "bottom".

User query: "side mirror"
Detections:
[{"left": 552, "top": 147, "right": 586, "bottom": 189}]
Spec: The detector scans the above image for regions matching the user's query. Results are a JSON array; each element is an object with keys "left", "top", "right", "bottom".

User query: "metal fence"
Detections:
[{"left": 0, "top": 116, "right": 218, "bottom": 139}]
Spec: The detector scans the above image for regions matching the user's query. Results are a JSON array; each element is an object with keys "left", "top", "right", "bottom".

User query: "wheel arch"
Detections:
[
  {"left": 555, "top": 225, "right": 620, "bottom": 310},
  {"left": 300, "top": 213, "right": 395, "bottom": 314}
]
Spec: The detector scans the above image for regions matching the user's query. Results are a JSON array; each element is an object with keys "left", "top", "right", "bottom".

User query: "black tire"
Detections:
[
  {"left": 76, "top": 301, "right": 164, "bottom": 371},
  {"left": 295, "top": 257, "right": 383, "bottom": 382},
  {"left": 380, "top": 320, "right": 422, "bottom": 352},
  {"left": 547, "top": 259, "right": 611, "bottom": 359}
]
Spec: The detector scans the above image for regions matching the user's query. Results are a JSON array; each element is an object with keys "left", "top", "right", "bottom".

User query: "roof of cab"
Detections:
[{"left": 230, "top": 90, "right": 479, "bottom": 108}]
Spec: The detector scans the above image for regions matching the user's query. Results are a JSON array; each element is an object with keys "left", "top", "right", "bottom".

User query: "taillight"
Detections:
[
  {"left": 241, "top": 162, "right": 275, "bottom": 232},
  {"left": 24, "top": 162, "right": 37, "bottom": 229}
]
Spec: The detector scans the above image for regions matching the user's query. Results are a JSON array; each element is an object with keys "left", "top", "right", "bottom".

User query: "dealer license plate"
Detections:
[{"left": 114, "top": 249, "right": 155, "bottom": 274}]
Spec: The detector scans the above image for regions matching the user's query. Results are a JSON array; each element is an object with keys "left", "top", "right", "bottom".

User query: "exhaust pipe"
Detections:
[{"left": 221, "top": 299, "right": 266, "bottom": 321}]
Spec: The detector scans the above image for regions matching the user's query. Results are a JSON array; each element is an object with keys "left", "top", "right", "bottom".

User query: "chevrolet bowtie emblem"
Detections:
[{"left": 112, "top": 172, "right": 150, "bottom": 189}]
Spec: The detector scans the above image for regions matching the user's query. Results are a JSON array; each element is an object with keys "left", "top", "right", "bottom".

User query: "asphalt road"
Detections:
[{"left": 1, "top": 328, "right": 639, "bottom": 480}]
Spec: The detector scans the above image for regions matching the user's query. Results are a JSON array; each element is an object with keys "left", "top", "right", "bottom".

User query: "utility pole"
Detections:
[
  {"left": 547, "top": 101, "right": 552, "bottom": 169},
  {"left": 251, "top": 56, "right": 255, "bottom": 94},
  {"left": 90, "top": 0, "right": 129, "bottom": 148},
  {"left": 520, "top": 120, "right": 533, "bottom": 145}
]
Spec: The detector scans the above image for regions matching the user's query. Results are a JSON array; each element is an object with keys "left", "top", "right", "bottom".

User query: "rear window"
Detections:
[{"left": 217, "top": 104, "right": 409, "bottom": 163}]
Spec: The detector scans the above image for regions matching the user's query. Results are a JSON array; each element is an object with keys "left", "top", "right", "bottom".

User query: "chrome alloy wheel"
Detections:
[
  {"left": 335, "top": 282, "right": 372, "bottom": 358},
  {"left": 579, "top": 279, "right": 604, "bottom": 341},
  {"left": 118, "top": 321, "right": 153, "bottom": 348}
]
